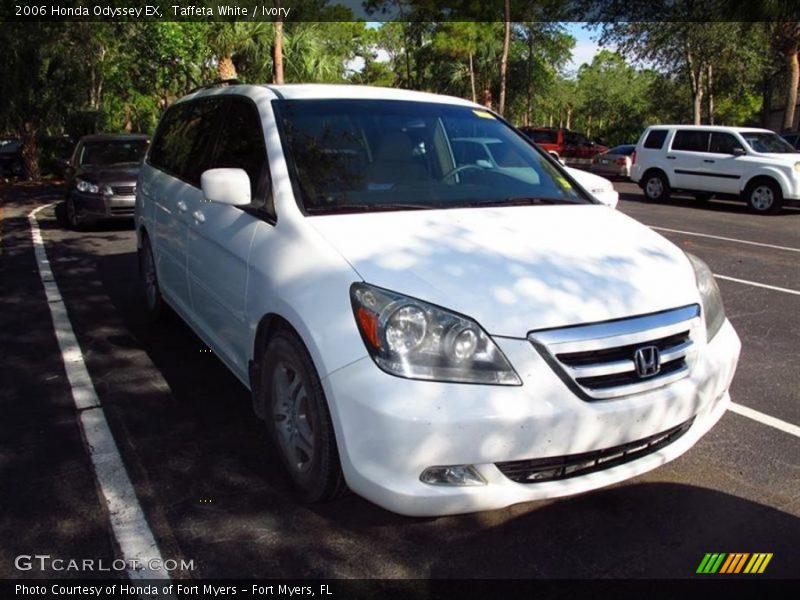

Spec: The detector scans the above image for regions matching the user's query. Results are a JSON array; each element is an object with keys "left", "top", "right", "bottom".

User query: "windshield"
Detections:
[
  {"left": 275, "top": 100, "right": 588, "bottom": 214},
  {"left": 740, "top": 132, "right": 796, "bottom": 154},
  {"left": 79, "top": 140, "right": 148, "bottom": 166}
]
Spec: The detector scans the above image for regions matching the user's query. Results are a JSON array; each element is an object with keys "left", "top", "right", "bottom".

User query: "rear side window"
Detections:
[
  {"left": 671, "top": 130, "right": 710, "bottom": 152},
  {"left": 643, "top": 130, "right": 668, "bottom": 149},
  {"left": 528, "top": 129, "right": 558, "bottom": 144},
  {"left": 149, "top": 98, "right": 225, "bottom": 185},
  {"left": 208, "top": 97, "right": 268, "bottom": 200}
]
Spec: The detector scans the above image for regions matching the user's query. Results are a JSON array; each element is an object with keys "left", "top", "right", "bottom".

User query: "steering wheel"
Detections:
[{"left": 440, "top": 164, "right": 486, "bottom": 182}]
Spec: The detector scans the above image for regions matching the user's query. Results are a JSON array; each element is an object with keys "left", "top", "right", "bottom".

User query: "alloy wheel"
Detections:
[{"left": 272, "top": 361, "right": 315, "bottom": 474}]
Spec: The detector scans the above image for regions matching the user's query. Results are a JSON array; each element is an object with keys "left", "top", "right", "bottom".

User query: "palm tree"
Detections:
[
  {"left": 206, "top": 22, "right": 272, "bottom": 80},
  {"left": 498, "top": 0, "right": 511, "bottom": 115}
]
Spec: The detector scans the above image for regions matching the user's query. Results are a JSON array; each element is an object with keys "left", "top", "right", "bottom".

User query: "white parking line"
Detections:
[
  {"left": 29, "top": 203, "right": 169, "bottom": 582},
  {"left": 729, "top": 402, "right": 800, "bottom": 439},
  {"left": 649, "top": 226, "right": 800, "bottom": 253},
  {"left": 713, "top": 274, "right": 800, "bottom": 296}
]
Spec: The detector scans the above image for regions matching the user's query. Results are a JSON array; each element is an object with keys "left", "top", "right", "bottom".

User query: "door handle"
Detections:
[
  {"left": 176, "top": 200, "right": 187, "bottom": 212},
  {"left": 666, "top": 156, "right": 676, "bottom": 160},
  {"left": 192, "top": 210, "right": 206, "bottom": 223},
  {"left": 703, "top": 159, "right": 715, "bottom": 163}
]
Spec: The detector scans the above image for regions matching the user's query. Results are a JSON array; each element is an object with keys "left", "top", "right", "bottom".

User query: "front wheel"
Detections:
[
  {"left": 66, "top": 195, "right": 83, "bottom": 230},
  {"left": 260, "top": 329, "right": 347, "bottom": 503},
  {"left": 643, "top": 172, "right": 670, "bottom": 202},
  {"left": 745, "top": 180, "right": 782, "bottom": 215},
  {"left": 138, "top": 235, "right": 166, "bottom": 322}
]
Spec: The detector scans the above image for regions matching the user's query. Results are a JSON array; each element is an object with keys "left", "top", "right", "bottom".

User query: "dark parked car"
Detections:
[
  {"left": 0, "top": 138, "right": 24, "bottom": 179},
  {"left": 780, "top": 131, "right": 800, "bottom": 150},
  {"left": 64, "top": 134, "right": 149, "bottom": 229}
]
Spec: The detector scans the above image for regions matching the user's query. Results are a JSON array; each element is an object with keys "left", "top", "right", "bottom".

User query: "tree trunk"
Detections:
[
  {"left": 218, "top": 56, "right": 237, "bottom": 80},
  {"left": 273, "top": 19, "right": 284, "bottom": 84},
  {"left": 761, "top": 73, "right": 773, "bottom": 128},
  {"left": 468, "top": 53, "right": 476, "bottom": 103},
  {"left": 498, "top": 1, "right": 511, "bottom": 116},
  {"left": 481, "top": 81, "right": 493, "bottom": 110},
  {"left": 525, "top": 30, "right": 533, "bottom": 127},
  {"left": 566, "top": 107, "right": 572, "bottom": 130},
  {"left": 686, "top": 46, "right": 704, "bottom": 125},
  {"left": 20, "top": 121, "right": 41, "bottom": 182},
  {"left": 783, "top": 47, "right": 799, "bottom": 131},
  {"left": 707, "top": 63, "right": 714, "bottom": 125}
]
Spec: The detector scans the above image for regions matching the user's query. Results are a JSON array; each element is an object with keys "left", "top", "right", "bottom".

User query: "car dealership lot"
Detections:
[{"left": 1, "top": 181, "right": 798, "bottom": 580}]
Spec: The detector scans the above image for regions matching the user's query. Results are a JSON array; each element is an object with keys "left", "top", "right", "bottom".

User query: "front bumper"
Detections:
[
  {"left": 322, "top": 319, "right": 740, "bottom": 516},
  {"left": 71, "top": 191, "right": 135, "bottom": 221}
]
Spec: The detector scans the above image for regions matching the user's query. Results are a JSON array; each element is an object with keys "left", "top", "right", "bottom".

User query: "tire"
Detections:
[
  {"left": 65, "top": 195, "right": 84, "bottom": 231},
  {"left": 642, "top": 171, "right": 670, "bottom": 202},
  {"left": 138, "top": 234, "right": 166, "bottom": 322},
  {"left": 693, "top": 192, "right": 713, "bottom": 202},
  {"left": 744, "top": 179, "right": 782, "bottom": 215},
  {"left": 259, "top": 329, "right": 347, "bottom": 503}
]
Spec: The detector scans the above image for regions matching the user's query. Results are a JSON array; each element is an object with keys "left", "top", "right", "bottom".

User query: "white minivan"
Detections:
[{"left": 135, "top": 84, "right": 740, "bottom": 516}]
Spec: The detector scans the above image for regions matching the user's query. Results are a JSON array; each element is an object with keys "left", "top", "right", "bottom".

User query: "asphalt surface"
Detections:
[{"left": 1, "top": 180, "right": 798, "bottom": 582}]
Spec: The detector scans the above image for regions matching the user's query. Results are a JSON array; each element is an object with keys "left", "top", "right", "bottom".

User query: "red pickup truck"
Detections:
[{"left": 518, "top": 127, "right": 608, "bottom": 166}]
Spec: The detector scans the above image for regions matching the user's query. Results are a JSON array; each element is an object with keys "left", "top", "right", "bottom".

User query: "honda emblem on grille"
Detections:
[{"left": 634, "top": 346, "right": 661, "bottom": 378}]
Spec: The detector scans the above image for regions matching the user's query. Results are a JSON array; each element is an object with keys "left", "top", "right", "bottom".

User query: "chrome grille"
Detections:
[
  {"left": 111, "top": 185, "right": 135, "bottom": 196},
  {"left": 528, "top": 305, "right": 701, "bottom": 400}
]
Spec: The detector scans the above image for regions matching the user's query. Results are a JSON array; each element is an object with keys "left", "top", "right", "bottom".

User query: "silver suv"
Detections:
[{"left": 631, "top": 125, "right": 800, "bottom": 214}]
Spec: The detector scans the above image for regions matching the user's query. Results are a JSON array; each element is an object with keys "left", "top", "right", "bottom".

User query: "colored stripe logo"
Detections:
[{"left": 696, "top": 553, "right": 773, "bottom": 574}]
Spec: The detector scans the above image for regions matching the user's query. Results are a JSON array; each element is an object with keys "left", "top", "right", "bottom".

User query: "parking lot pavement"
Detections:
[{"left": 1, "top": 182, "right": 798, "bottom": 581}]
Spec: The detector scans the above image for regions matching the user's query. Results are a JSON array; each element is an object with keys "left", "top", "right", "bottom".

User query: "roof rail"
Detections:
[{"left": 187, "top": 79, "right": 242, "bottom": 94}]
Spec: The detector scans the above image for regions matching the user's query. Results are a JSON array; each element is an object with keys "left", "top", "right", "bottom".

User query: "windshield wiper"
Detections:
[
  {"left": 305, "top": 202, "right": 436, "bottom": 214},
  {"left": 461, "top": 197, "right": 578, "bottom": 208}
]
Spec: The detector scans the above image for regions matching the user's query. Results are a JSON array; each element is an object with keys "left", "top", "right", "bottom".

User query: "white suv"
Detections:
[
  {"left": 136, "top": 84, "right": 740, "bottom": 516},
  {"left": 631, "top": 125, "right": 800, "bottom": 214}
]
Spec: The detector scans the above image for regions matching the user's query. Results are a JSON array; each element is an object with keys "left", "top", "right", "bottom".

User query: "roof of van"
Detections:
[{"left": 182, "top": 83, "right": 480, "bottom": 109}]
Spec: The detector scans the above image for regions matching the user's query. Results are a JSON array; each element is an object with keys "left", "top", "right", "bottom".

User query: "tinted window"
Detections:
[
  {"left": 609, "top": 145, "right": 635, "bottom": 155},
  {"left": 149, "top": 98, "right": 224, "bottom": 185},
  {"left": 565, "top": 131, "right": 588, "bottom": 146},
  {"left": 643, "top": 130, "right": 668, "bottom": 149},
  {"left": 79, "top": 140, "right": 148, "bottom": 166},
  {"left": 208, "top": 98, "right": 268, "bottom": 199},
  {"left": 709, "top": 132, "right": 744, "bottom": 154},
  {"left": 526, "top": 129, "right": 558, "bottom": 144},
  {"left": 672, "top": 130, "right": 709, "bottom": 152},
  {"left": 277, "top": 99, "right": 588, "bottom": 214}
]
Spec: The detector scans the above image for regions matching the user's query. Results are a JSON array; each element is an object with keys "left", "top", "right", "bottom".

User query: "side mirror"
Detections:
[
  {"left": 200, "top": 168, "right": 251, "bottom": 206},
  {"left": 732, "top": 147, "right": 746, "bottom": 156}
]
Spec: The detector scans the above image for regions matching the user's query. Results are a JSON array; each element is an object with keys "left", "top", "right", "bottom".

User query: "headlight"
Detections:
[
  {"left": 686, "top": 253, "right": 725, "bottom": 341},
  {"left": 76, "top": 179, "right": 100, "bottom": 194},
  {"left": 350, "top": 283, "right": 521, "bottom": 385},
  {"left": 794, "top": 161, "right": 800, "bottom": 173}
]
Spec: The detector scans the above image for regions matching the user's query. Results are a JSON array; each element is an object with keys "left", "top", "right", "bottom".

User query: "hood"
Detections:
[
  {"left": 748, "top": 152, "right": 800, "bottom": 165},
  {"left": 310, "top": 205, "right": 700, "bottom": 337},
  {"left": 76, "top": 163, "right": 140, "bottom": 183}
]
